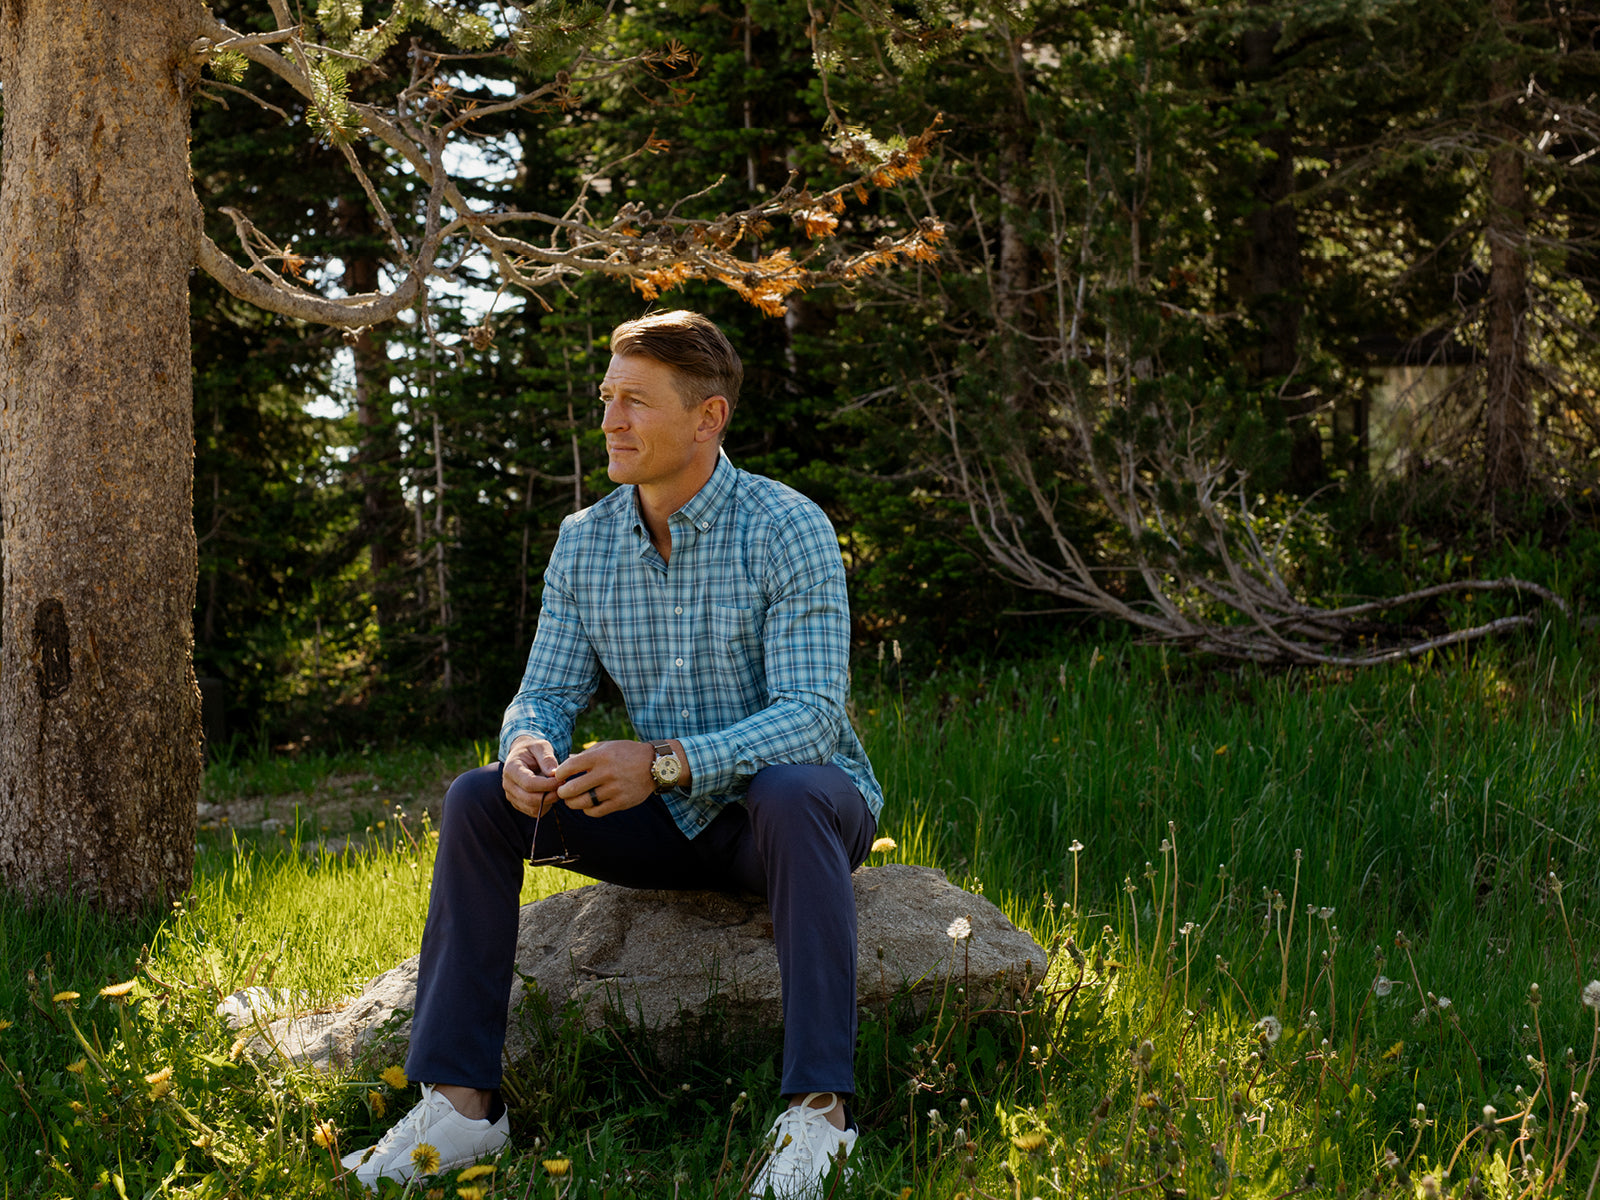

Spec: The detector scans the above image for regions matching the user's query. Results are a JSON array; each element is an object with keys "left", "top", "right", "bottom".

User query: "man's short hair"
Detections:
[{"left": 610, "top": 311, "right": 743, "bottom": 422}]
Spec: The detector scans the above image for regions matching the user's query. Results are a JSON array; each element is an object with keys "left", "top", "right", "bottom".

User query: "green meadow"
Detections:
[{"left": 1, "top": 635, "right": 1596, "bottom": 1198}]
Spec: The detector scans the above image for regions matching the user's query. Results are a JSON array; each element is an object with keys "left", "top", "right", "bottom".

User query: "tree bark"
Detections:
[
  {"left": 0, "top": 0, "right": 203, "bottom": 910},
  {"left": 1484, "top": 0, "right": 1530, "bottom": 491}
]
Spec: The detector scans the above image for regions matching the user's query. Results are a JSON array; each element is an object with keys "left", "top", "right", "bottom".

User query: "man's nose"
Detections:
[{"left": 601, "top": 398, "right": 627, "bottom": 430}]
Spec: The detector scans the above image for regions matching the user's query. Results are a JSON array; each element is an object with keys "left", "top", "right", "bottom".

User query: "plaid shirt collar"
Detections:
[{"left": 623, "top": 450, "right": 738, "bottom": 556}]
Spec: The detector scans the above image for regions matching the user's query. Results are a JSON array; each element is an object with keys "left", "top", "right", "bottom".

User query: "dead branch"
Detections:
[{"left": 189, "top": 10, "right": 945, "bottom": 326}]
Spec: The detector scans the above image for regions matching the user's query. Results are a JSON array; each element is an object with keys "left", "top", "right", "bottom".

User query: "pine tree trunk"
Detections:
[
  {"left": 1241, "top": 22, "right": 1319, "bottom": 492},
  {"left": 0, "top": 0, "right": 203, "bottom": 910},
  {"left": 1484, "top": 0, "right": 1530, "bottom": 491},
  {"left": 338, "top": 195, "right": 405, "bottom": 626}
]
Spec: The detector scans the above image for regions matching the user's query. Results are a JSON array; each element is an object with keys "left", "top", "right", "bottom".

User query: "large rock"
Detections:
[{"left": 246, "top": 864, "right": 1047, "bottom": 1072}]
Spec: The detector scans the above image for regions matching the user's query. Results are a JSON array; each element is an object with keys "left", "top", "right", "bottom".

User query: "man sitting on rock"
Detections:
[{"left": 343, "top": 309, "right": 885, "bottom": 1198}]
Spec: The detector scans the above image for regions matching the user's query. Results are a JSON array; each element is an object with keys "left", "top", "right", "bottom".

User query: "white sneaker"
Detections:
[
  {"left": 749, "top": 1093, "right": 857, "bottom": 1199},
  {"left": 340, "top": 1083, "right": 509, "bottom": 1189}
]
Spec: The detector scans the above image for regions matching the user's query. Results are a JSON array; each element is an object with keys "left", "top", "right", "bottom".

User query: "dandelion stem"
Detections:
[
  {"left": 1553, "top": 886, "right": 1582, "bottom": 979},
  {"left": 0, "top": 1047, "right": 49, "bottom": 1147},
  {"left": 1279, "top": 851, "right": 1301, "bottom": 1011},
  {"left": 708, "top": 1094, "right": 746, "bottom": 1200}
]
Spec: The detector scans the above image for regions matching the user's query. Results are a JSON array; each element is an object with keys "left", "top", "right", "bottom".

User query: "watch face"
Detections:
[{"left": 653, "top": 754, "right": 682, "bottom": 786}]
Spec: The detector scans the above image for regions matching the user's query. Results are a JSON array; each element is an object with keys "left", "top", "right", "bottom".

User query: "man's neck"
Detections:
[{"left": 637, "top": 453, "right": 718, "bottom": 561}]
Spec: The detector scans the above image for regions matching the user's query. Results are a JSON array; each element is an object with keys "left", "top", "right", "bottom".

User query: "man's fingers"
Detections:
[{"left": 550, "top": 747, "right": 596, "bottom": 784}]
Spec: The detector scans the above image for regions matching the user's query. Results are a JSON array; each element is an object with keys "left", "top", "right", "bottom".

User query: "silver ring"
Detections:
[{"left": 588, "top": 788, "right": 601, "bottom": 808}]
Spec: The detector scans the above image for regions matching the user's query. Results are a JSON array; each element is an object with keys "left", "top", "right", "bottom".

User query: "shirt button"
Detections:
[
  {"left": 699, "top": 521, "right": 710, "bottom": 530},
  {"left": 675, "top": 657, "right": 684, "bottom": 666},
  {"left": 674, "top": 606, "right": 683, "bottom": 615},
  {"left": 681, "top": 709, "right": 690, "bottom": 718}
]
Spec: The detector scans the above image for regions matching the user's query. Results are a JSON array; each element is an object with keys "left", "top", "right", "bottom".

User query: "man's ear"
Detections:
[{"left": 695, "top": 395, "right": 730, "bottom": 443}]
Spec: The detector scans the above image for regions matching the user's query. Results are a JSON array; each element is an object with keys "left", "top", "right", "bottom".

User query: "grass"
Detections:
[{"left": 1, "top": 632, "right": 1596, "bottom": 1198}]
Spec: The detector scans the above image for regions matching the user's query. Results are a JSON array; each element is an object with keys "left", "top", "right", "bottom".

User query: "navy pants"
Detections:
[{"left": 404, "top": 762, "right": 876, "bottom": 1097}]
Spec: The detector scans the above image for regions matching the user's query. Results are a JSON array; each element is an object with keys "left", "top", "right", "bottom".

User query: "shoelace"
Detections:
[
  {"left": 371, "top": 1088, "right": 448, "bottom": 1159},
  {"left": 765, "top": 1104, "right": 834, "bottom": 1174}
]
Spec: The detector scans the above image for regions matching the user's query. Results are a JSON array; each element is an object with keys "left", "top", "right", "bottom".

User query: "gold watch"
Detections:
[{"left": 649, "top": 740, "right": 684, "bottom": 792}]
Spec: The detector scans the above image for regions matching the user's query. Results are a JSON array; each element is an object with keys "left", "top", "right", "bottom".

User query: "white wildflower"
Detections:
[
  {"left": 1436, "top": 996, "right": 1452, "bottom": 1011},
  {"left": 1374, "top": 976, "right": 1394, "bottom": 997},
  {"left": 946, "top": 916, "right": 972, "bottom": 941},
  {"left": 1582, "top": 980, "right": 1600, "bottom": 1011},
  {"left": 1255, "top": 1015, "right": 1283, "bottom": 1044}
]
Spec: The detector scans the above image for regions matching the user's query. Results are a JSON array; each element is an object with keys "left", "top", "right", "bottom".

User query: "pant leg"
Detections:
[
  {"left": 406, "top": 763, "right": 754, "bottom": 1089},
  {"left": 721, "top": 764, "right": 876, "bottom": 1098},
  {"left": 405, "top": 765, "right": 537, "bottom": 1090}
]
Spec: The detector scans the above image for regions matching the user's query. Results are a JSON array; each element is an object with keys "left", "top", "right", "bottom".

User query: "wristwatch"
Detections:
[{"left": 649, "top": 740, "right": 684, "bottom": 793}]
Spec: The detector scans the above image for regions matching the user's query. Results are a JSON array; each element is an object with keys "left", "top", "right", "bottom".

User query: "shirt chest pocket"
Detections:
[{"left": 708, "top": 604, "right": 766, "bottom": 710}]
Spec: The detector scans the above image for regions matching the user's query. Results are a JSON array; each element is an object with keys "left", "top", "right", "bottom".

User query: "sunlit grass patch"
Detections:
[{"left": 1, "top": 637, "right": 1595, "bottom": 1195}]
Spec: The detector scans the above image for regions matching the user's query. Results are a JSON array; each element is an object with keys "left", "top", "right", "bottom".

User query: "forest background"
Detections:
[
  {"left": 170, "top": 0, "right": 1600, "bottom": 749},
  {"left": 1, "top": 3, "right": 1599, "bottom": 1195}
]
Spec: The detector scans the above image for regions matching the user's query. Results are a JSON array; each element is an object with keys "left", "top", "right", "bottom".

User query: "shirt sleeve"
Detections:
[
  {"left": 498, "top": 521, "right": 601, "bottom": 764},
  {"left": 677, "top": 502, "right": 850, "bottom": 797}
]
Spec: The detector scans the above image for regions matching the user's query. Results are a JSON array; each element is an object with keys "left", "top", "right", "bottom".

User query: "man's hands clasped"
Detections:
[{"left": 502, "top": 736, "right": 683, "bottom": 818}]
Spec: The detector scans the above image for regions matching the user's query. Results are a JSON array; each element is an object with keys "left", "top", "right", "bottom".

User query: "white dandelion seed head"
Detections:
[
  {"left": 1159, "top": 839, "right": 1172, "bottom": 854},
  {"left": 946, "top": 916, "right": 972, "bottom": 941},
  {"left": 1437, "top": 996, "right": 1452, "bottom": 1010},
  {"left": 1255, "top": 1015, "right": 1283, "bottom": 1044},
  {"left": 1069, "top": 840, "right": 1084, "bottom": 853},
  {"left": 1582, "top": 980, "right": 1600, "bottom": 1011},
  {"left": 1318, "top": 906, "right": 1335, "bottom": 920}
]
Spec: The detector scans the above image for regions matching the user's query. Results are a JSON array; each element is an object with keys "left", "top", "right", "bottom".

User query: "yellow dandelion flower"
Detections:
[
  {"left": 99, "top": 980, "right": 137, "bottom": 998},
  {"left": 542, "top": 1158, "right": 572, "bottom": 1177},
  {"left": 457, "top": 1165, "right": 495, "bottom": 1182},
  {"left": 367, "top": 1089, "right": 387, "bottom": 1118},
  {"left": 1012, "top": 1131, "right": 1048, "bottom": 1153},
  {"left": 380, "top": 1065, "right": 409, "bottom": 1089},
  {"left": 0, "top": 1019, "right": 10, "bottom": 1031},
  {"left": 411, "top": 1143, "right": 441, "bottom": 1175},
  {"left": 69, "top": 1100, "right": 87, "bottom": 1114},
  {"left": 457, "top": 1188, "right": 485, "bottom": 1200},
  {"left": 228, "top": 1038, "right": 247, "bottom": 1061},
  {"left": 312, "top": 1120, "right": 336, "bottom": 1150},
  {"left": 145, "top": 1066, "right": 173, "bottom": 1100},
  {"left": 871, "top": 837, "right": 897, "bottom": 853},
  {"left": 66, "top": 1058, "right": 88, "bottom": 1075},
  {"left": 52, "top": 991, "right": 80, "bottom": 1003}
]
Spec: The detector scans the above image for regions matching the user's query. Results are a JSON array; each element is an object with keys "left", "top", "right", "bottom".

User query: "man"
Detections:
[{"left": 343, "top": 310, "right": 885, "bottom": 1198}]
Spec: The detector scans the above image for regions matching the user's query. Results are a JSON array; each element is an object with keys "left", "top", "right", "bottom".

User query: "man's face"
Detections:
[{"left": 600, "top": 353, "right": 713, "bottom": 488}]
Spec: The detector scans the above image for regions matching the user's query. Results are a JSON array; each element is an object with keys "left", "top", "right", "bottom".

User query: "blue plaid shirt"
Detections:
[{"left": 499, "top": 453, "right": 885, "bottom": 839}]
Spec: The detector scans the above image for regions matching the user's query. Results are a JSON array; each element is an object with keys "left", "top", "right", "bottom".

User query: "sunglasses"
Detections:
[{"left": 529, "top": 801, "right": 580, "bottom": 867}]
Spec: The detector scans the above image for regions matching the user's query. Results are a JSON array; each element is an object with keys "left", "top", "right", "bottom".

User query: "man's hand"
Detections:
[
  {"left": 551, "top": 740, "right": 661, "bottom": 817},
  {"left": 502, "top": 736, "right": 562, "bottom": 817}
]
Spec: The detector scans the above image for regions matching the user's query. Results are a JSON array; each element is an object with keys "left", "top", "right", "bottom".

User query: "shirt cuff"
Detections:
[{"left": 676, "top": 732, "right": 743, "bottom": 799}]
